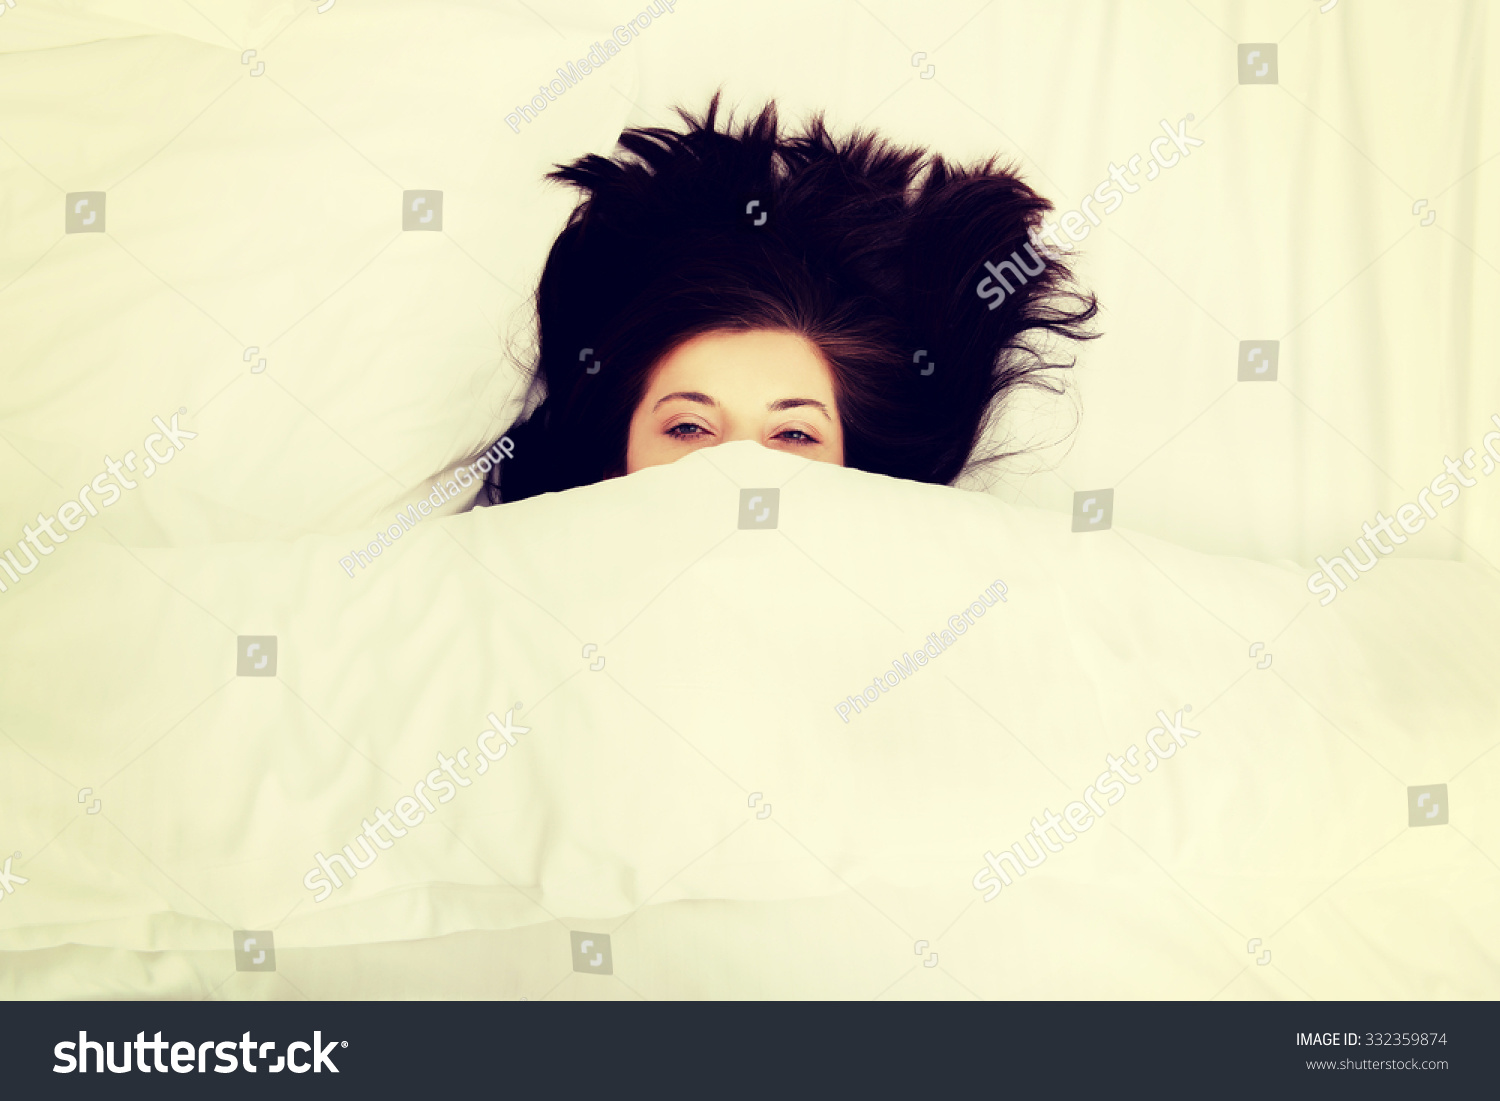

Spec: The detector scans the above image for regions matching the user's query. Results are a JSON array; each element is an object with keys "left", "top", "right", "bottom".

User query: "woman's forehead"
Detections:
[{"left": 645, "top": 329, "right": 837, "bottom": 401}]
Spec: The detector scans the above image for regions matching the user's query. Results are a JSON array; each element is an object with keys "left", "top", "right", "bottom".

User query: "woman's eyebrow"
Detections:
[
  {"left": 768, "top": 397, "right": 831, "bottom": 420},
  {"left": 652, "top": 390, "right": 717, "bottom": 411}
]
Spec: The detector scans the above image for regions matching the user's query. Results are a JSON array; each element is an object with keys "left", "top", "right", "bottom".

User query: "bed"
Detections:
[{"left": 1, "top": 0, "right": 1496, "bottom": 1000}]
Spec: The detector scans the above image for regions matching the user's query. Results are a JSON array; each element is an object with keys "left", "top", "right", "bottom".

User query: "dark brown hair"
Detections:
[{"left": 481, "top": 92, "right": 1098, "bottom": 504}]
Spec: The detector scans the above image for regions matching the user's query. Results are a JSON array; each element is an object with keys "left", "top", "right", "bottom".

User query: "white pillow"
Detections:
[{"left": 0, "top": 0, "right": 634, "bottom": 545}]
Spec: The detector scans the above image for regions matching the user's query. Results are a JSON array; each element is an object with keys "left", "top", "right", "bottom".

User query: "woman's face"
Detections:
[{"left": 625, "top": 329, "right": 845, "bottom": 474}]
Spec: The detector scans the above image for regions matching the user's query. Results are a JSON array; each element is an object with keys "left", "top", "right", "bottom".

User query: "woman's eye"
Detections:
[
  {"left": 666, "top": 422, "right": 709, "bottom": 438},
  {"left": 774, "top": 428, "right": 819, "bottom": 444}
]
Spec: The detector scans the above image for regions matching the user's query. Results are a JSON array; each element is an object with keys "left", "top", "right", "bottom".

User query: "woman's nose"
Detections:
[{"left": 719, "top": 420, "right": 758, "bottom": 444}]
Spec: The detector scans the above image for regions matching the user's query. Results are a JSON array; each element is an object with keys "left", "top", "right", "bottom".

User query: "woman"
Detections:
[{"left": 478, "top": 92, "right": 1097, "bottom": 505}]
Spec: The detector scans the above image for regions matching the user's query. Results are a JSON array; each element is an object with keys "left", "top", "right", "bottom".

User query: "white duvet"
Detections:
[{"left": 2, "top": 440, "right": 1496, "bottom": 999}]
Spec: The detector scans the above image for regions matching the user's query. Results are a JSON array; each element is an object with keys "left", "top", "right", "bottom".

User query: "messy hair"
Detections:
[{"left": 481, "top": 92, "right": 1098, "bottom": 503}]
